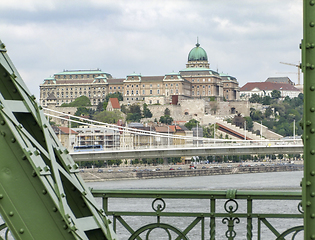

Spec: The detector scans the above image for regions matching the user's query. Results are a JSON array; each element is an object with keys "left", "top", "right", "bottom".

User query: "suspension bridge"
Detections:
[{"left": 43, "top": 108, "right": 303, "bottom": 161}]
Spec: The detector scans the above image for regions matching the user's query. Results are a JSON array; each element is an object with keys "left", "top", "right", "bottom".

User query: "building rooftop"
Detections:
[{"left": 240, "top": 82, "right": 300, "bottom": 91}]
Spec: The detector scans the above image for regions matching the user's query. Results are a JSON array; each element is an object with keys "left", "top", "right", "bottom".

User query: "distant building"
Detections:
[
  {"left": 40, "top": 41, "right": 240, "bottom": 108},
  {"left": 240, "top": 82, "right": 301, "bottom": 99},
  {"left": 265, "top": 77, "right": 295, "bottom": 85},
  {"left": 106, "top": 98, "right": 121, "bottom": 111}
]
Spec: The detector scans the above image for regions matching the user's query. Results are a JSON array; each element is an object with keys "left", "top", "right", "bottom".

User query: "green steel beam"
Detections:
[
  {"left": 302, "top": 1, "right": 315, "bottom": 240},
  {"left": 0, "top": 41, "right": 117, "bottom": 239}
]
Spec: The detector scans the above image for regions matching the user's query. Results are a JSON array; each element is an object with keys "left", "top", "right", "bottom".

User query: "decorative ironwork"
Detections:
[
  {"left": 222, "top": 199, "right": 240, "bottom": 240},
  {"left": 128, "top": 223, "right": 188, "bottom": 240},
  {"left": 92, "top": 189, "right": 303, "bottom": 239}
]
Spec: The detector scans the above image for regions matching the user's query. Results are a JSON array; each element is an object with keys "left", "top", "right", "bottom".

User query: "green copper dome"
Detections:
[{"left": 188, "top": 42, "right": 208, "bottom": 61}]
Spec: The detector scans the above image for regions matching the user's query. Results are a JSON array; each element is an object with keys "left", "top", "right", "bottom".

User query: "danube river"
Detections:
[{"left": 88, "top": 171, "right": 304, "bottom": 239}]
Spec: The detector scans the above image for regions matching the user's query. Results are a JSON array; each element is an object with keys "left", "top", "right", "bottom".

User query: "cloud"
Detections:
[{"left": 0, "top": 0, "right": 303, "bottom": 98}]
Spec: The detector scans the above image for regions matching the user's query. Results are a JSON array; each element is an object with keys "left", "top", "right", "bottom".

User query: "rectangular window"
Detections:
[
  {"left": 143, "top": 90, "right": 145, "bottom": 94},
  {"left": 150, "top": 90, "right": 152, "bottom": 94}
]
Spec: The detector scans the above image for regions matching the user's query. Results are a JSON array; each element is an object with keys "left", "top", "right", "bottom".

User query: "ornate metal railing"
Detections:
[{"left": 92, "top": 189, "right": 303, "bottom": 240}]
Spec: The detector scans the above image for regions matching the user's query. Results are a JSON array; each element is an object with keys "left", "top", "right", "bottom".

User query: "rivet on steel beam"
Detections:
[
  {"left": 0, "top": 43, "right": 5, "bottom": 49},
  {"left": 307, "top": 43, "right": 311, "bottom": 49},
  {"left": 307, "top": 120, "right": 312, "bottom": 126},
  {"left": 311, "top": 0, "right": 315, "bottom": 6},
  {"left": 11, "top": 138, "right": 16, "bottom": 143},
  {"left": 67, "top": 164, "right": 72, "bottom": 170},
  {"left": 1, "top": 131, "right": 6, "bottom": 137},
  {"left": 19, "top": 229, "right": 24, "bottom": 234},
  {"left": 311, "top": 129, "right": 315, "bottom": 133},
  {"left": 307, "top": 181, "right": 312, "bottom": 186},
  {"left": 64, "top": 149, "right": 69, "bottom": 154},
  {"left": 311, "top": 85, "right": 315, "bottom": 91},
  {"left": 312, "top": 65, "right": 315, "bottom": 70},
  {"left": 311, "top": 213, "right": 315, "bottom": 218},
  {"left": 306, "top": 135, "right": 309, "bottom": 140},
  {"left": 0, "top": 194, "right": 3, "bottom": 199},
  {"left": 61, "top": 193, "right": 66, "bottom": 198},
  {"left": 43, "top": 124, "right": 47, "bottom": 128},
  {"left": 312, "top": 234, "right": 315, "bottom": 240},
  {"left": 311, "top": 171, "right": 315, "bottom": 176},
  {"left": 311, "top": 107, "right": 315, "bottom": 112},
  {"left": 63, "top": 225, "right": 68, "bottom": 230},
  {"left": 9, "top": 211, "right": 14, "bottom": 216},
  {"left": 311, "top": 150, "right": 315, "bottom": 155},
  {"left": 31, "top": 95, "right": 36, "bottom": 100},
  {"left": 44, "top": 166, "right": 49, "bottom": 172},
  {"left": 307, "top": 63, "right": 312, "bottom": 68},
  {"left": 32, "top": 171, "right": 37, "bottom": 177},
  {"left": 0, "top": 120, "right": 5, "bottom": 125},
  {"left": 307, "top": 201, "right": 312, "bottom": 207},
  {"left": 310, "top": 22, "right": 315, "bottom": 27},
  {"left": 312, "top": 43, "right": 315, "bottom": 48},
  {"left": 39, "top": 106, "right": 43, "bottom": 110},
  {"left": 34, "top": 150, "right": 40, "bottom": 156},
  {"left": 52, "top": 207, "right": 57, "bottom": 212},
  {"left": 311, "top": 192, "right": 315, "bottom": 197},
  {"left": 42, "top": 189, "right": 47, "bottom": 195}
]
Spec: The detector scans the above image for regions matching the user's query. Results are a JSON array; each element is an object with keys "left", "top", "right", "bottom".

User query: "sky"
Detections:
[{"left": 0, "top": 0, "right": 303, "bottom": 99}]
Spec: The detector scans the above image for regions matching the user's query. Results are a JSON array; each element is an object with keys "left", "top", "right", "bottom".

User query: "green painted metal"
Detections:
[
  {"left": 92, "top": 189, "right": 304, "bottom": 239},
  {"left": 0, "top": 41, "right": 117, "bottom": 239},
  {"left": 302, "top": 1, "right": 315, "bottom": 240}
]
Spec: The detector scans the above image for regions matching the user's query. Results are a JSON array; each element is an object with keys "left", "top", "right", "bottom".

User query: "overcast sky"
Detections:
[{"left": 0, "top": 0, "right": 303, "bottom": 99}]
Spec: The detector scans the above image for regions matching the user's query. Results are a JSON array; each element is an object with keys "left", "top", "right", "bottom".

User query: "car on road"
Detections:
[
  {"left": 202, "top": 166, "right": 207, "bottom": 169},
  {"left": 108, "top": 169, "right": 113, "bottom": 173},
  {"left": 177, "top": 167, "right": 182, "bottom": 170},
  {"left": 169, "top": 167, "right": 175, "bottom": 170},
  {"left": 97, "top": 169, "right": 103, "bottom": 173}
]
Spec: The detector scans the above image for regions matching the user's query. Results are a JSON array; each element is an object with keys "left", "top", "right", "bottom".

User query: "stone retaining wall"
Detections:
[{"left": 80, "top": 165, "right": 303, "bottom": 182}]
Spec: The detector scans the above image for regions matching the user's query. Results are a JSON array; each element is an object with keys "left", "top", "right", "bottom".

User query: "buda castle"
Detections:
[{"left": 39, "top": 42, "right": 240, "bottom": 107}]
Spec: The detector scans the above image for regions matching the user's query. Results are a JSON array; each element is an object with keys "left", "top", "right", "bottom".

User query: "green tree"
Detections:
[
  {"left": 159, "top": 115, "right": 173, "bottom": 125},
  {"left": 61, "top": 95, "right": 91, "bottom": 107},
  {"left": 164, "top": 108, "right": 171, "bottom": 116},
  {"left": 93, "top": 110, "right": 123, "bottom": 124},
  {"left": 184, "top": 119, "right": 200, "bottom": 130},
  {"left": 271, "top": 90, "right": 281, "bottom": 99},
  {"left": 143, "top": 103, "right": 153, "bottom": 118},
  {"left": 105, "top": 92, "right": 123, "bottom": 102},
  {"left": 249, "top": 94, "right": 262, "bottom": 103}
]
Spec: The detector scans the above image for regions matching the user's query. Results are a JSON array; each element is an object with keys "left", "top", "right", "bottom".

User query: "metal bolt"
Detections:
[
  {"left": 0, "top": 194, "right": 3, "bottom": 199},
  {"left": 9, "top": 211, "right": 14, "bottom": 216},
  {"left": 311, "top": 22, "right": 315, "bottom": 27},
  {"left": 307, "top": 201, "right": 312, "bottom": 206},
  {"left": 19, "top": 229, "right": 24, "bottom": 234},
  {"left": 311, "top": 107, "right": 315, "bottom": 112},
  {"left": 311, "top": 150, "right": 315, "bottom": 155},
  {"left": 308, "top": 120, "right": 313, "bottom": 126},
  {"left": 42, "top": 189, "right": 47, "bottom": 195},
  {"left": 306, "top": 135, "right": 310, "bottom": 140},
  {"left": 52, "top": 207, "right": 57, "bottom": 212},
  {"left": 311, "top": 171, "right": 315, "bottom": 176},
  {"left": 307, "top": 181, "right": 312, "bottom": 186},
  {"left": 311, "top": 129, "right": 315, "bottom": 133},
  {"left": 311, "top": 192, "right": 315, "bottom": 197},
  {"left": 312, "top": 65, "right": 315, "bottom": 70},
  {"left": 311, "top": 0, "right": 315, "bottom": 6},
  {"left": 312, "top": 43, "right": 315, "bottom": 48},
  {"left": 11, "top": 138, "right": 16, "bottom": 143},
  {"left": 311, "top": 213, "right": 315, "bottom": 218},
  {"left": 63, "top": 225, "right": 68, "bottom": 229},
  {"left": 312, "top": 234, "right": 315, "bottom": 240},
  {"left": 0, "top": 120, "right": 5, "bottom": 125}
]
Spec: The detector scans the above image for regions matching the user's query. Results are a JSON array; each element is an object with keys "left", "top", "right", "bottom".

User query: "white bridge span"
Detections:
[{"left": 44, "top": 108, "right": 303, "bottom": 161}]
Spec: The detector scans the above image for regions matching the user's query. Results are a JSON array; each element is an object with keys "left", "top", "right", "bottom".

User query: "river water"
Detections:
[{"left": 88, "top": 171, "right": 304, "bottom": 239}]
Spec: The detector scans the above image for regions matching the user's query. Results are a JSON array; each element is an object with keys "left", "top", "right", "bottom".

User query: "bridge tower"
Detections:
[
  {"left": 302, "top": 0, "right": 315, "bottom": 239},
  {"left": 0, "top": 41, "right": 116, "bottom": 239}
]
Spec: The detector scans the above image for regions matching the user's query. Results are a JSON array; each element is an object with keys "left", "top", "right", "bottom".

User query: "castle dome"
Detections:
[{"left": 188, "top": 42, "right": 208, "bottom": 61}]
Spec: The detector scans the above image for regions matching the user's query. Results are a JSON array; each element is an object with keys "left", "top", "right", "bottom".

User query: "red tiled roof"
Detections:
[
  {"left": 58, "top": 127, "right": 78, "bottom": 134},
  {"left": 109, "top": 98, "right": 121, "bottom": 109},
  {"left": 240, "top": 82, "right": 300, "bottom": 91}
]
